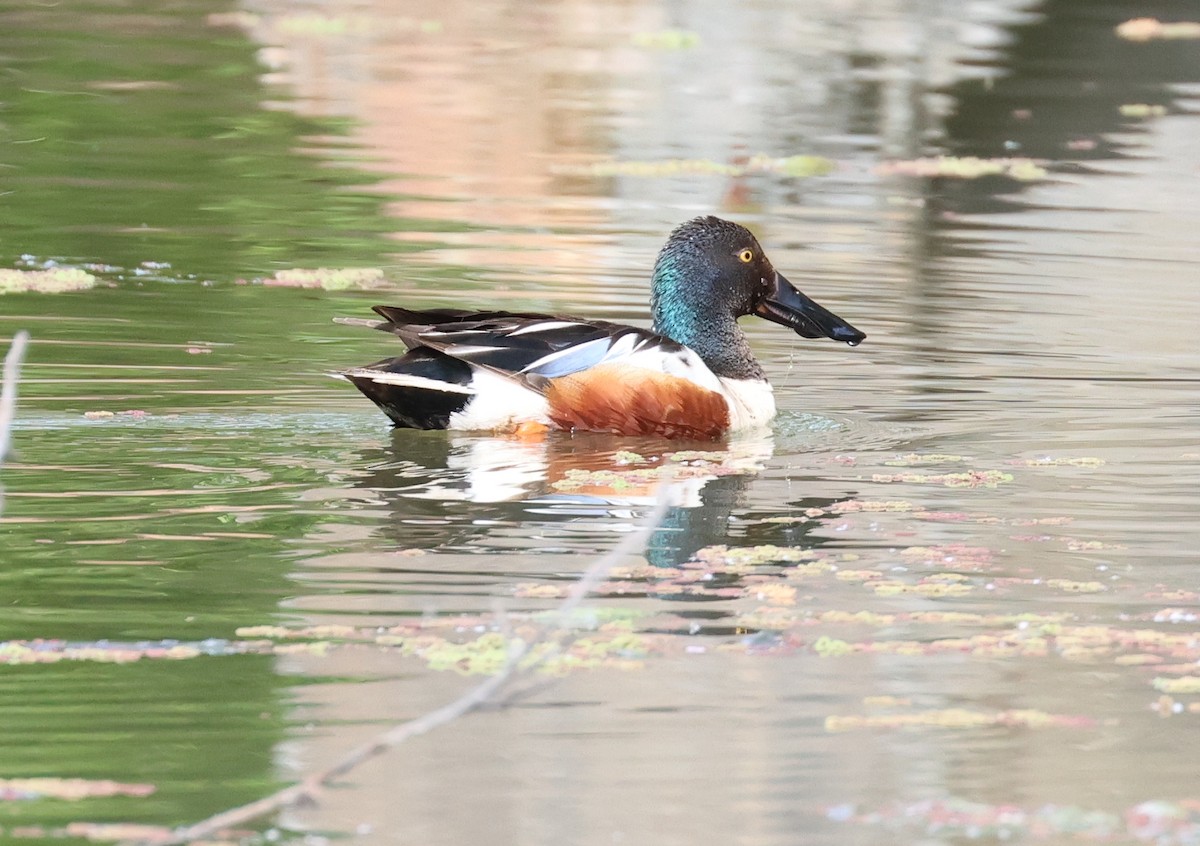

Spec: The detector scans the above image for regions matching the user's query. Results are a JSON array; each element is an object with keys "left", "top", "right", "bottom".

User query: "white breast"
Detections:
[{"left": 718, "top": 377, "right": 777, "bottom": 430}]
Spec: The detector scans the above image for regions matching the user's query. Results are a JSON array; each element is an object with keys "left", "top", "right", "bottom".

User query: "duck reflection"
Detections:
[
  {"left": 352, "top": 430, "right": 761, "bottom": 569},
  {"left": 348, "top": 428, "right": 842, "bottom": 570}
]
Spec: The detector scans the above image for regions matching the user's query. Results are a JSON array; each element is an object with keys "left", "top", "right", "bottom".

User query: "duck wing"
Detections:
[
  {"left": 359, "top": 307, "right": 710, "bottom": 390},
  {"left": 342, "top": 307, "right": 735, "bottom": 437}
]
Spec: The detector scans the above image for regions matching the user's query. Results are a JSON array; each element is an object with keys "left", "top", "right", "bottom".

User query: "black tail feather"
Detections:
[{"left": 345, "top": 348, "right": 473, "bottom": 429}]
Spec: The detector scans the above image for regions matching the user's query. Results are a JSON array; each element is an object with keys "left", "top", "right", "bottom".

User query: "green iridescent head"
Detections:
[{"left": 650, "top": 216, "right": 865, "bottom": 379}]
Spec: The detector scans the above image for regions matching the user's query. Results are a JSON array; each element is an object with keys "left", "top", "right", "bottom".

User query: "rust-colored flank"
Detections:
[{"left": 545, "top": 364, "right": 730, "bottom": 440}]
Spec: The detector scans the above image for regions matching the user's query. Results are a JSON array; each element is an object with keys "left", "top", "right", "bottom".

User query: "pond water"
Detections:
[{"left": 2, "top": 0, "right": 1199, "bottom": 843}]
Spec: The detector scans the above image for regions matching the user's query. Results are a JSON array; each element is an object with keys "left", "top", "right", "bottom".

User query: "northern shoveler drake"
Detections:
[{"left": 340, "top": 216, "right": 865, "bottom": 439}]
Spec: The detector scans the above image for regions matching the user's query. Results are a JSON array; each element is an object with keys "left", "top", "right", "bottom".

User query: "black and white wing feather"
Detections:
[{"left": 361, "top": 307, "right": 712, "bottom": 389}]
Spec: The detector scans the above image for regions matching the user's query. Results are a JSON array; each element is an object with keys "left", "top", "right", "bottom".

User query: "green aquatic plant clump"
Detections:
[
  {"left": 1119, "top": 103, "right": 1168, "bottom": 118},
  {"left": 551, "top": 447, "right": 763, "bottom": 491},
  {"left": 877, "top": 156, "right": 1047, "bottom": 181},
  {"left": 412, "top": 630, "right": 652, "bottom": 676},
  {"left": 871, "top": 469, "right": 1015, "bottom": 488},
  {"left": 0, "top": 267, "right": 97, "bottom": 294},
  {"left": 261, "top": 267, "right": 387, "bottom": 290}
]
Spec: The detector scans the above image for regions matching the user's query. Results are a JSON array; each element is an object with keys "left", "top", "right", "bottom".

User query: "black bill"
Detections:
[{"left": 753, "top": 272, "right": 866, "bottom": 346}]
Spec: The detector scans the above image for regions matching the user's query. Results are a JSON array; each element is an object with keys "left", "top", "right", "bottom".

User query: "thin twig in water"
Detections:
[{"left": 142, "top": 494, "right": 671, "bottom": 846}]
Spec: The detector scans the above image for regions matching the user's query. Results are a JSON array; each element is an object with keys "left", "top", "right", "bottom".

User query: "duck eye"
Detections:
[{"left": 738, "top": 248, "right": 754, "bottom": 263}]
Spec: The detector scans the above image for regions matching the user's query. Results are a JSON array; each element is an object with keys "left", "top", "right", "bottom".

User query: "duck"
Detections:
[{"left": 339, "top": 216, "right": 865, "bottom": 440}]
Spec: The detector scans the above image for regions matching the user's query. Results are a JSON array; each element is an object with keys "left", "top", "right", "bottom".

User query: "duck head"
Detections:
[{"left": 650, "top": 216, "right": 865, "bottom": 378}]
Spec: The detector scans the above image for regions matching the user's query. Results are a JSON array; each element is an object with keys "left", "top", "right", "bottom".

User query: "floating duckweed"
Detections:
[
  {"left": 422, "top": 632, "right": 510, "bottom": 675},
  {"left": 0, "top": 267, "right": 97, "bottom": 294},
  {"left": 775, "top": 155, "right": 837, "bottom": 177},
  {"left": 1045, "top": 579, "right": 1106, "bottom": 593},
  {"left": 835, "top": 570, "right": 883, "bottom": 582},
  {"left": 791, "top": 623, "right": 1200, "bottom": 668},
  {"left": 827, "top": 796, "right": 1144, "bottom": 839},
  {"left": 1119, "top": 103, "right": 1168, "bottom": 117},
  {"left": 1153, "top": 676, "right": 1200, "bottom": 694},
  {"left": 820, "top": 500, "right": 871, "bottom": 514},
  {"left": 549, "top": 444, "right": 769, "bottom": 493},
  {"left": 1010, "top": 456, "right": 1106, "bottom": 467},
  {"left": 900, "top": 545, "right": 994, "bottom": 568},
  {"left": 815, "top": 610, "right": 897, "bottom": 626},
  {"left": 81, "top": 409, "right": 147, "bottom": 421},
  {"left": 613, "top": 451, "right": 647, "bottom": 465},
  {"left": 1113, "top": 654, "right": 1162, "bottom": 666},
  {"left": 668, "top": 450, "right": 730, "bottom": 463},
  {"left": 797, "top": 500, "right": 916, "bottom": 518},
  {"left": 553, "top": 467, "right": 657, "bottom": 491},
  {"left": 1064, "top": 539, "right": 1125, "bottom": 551},
  {"left": 870, "top": 580, "right": 973, "bottom": 597},
  {"left": 261, "top": 267, "right": 386, "bottom": 290},
  {"left": 608, "top": 563, "right": 682, "bottom": 580},
  {"left": 512, "top": 583, "right": 568, "bottom": 599},
  {"left": 876, "top": 156, "right": 1048, "bottom": 181},
  {"left": 813, "top": 636, "right": 854, "bottom": 657},
  {"left": 695, "top": 544, "right": 815, "bottom": 567},
  {"left": 0, "top": 639, "right": 213, "bottom": 665},
  {"left": 782, "top": 559, "right": 836, "bottom": 579},
  {"left": 884, "top": 453, "right": 968, "bottom": 466},
  {"left": 550, "top": 448, "right": 759, "bottom": 490},
  {"left": 380, "top": 626, "right": 662, "bottom": 677},
  {"left": 752, "top": 583, "right": 798, "bottom": 606},
  {"left": 872, "top": 470, "right": 1014, "bottom": 488}
]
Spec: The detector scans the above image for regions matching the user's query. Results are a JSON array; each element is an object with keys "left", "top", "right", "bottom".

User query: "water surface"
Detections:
[{"left": 1, "top": 0, "right": 1199, "bottom": 843}]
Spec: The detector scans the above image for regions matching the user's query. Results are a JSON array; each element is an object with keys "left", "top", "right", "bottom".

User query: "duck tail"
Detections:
[{"left": 342, "top": 348, "right": 475, "bottom": 429}]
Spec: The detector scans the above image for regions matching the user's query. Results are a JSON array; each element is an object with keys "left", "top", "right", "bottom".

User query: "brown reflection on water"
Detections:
[
  {"left": 240, "top": 0, "right": 634, "bottom": 282},
  {"left": 234, "top": 0, "right": 1022, "bottom": 294}
]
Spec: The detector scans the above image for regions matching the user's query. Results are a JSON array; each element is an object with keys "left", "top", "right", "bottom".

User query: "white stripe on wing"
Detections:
[{"left": 343, "top": 368, "right": 476, "bottom": 394}]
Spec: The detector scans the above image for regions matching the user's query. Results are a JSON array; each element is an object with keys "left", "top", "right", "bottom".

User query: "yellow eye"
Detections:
[{"left": 738, "top": 248, "right": 754, "bottom": 263}]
